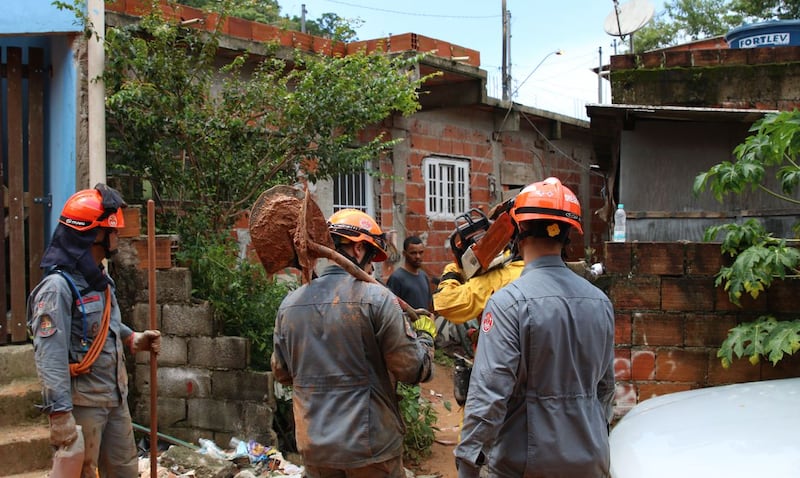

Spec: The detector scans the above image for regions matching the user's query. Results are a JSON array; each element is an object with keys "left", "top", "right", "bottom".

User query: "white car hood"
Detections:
[{"left": 610, "top": 377, "right": 800, "bottom": 478}]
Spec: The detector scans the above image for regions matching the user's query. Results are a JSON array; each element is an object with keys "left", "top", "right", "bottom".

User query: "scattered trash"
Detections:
[
  {"left": 140, "top": 436, "right": 305, "bottom": 478},
  {"left": 197, "top": 438, "right": 228, "bottom": 461}
]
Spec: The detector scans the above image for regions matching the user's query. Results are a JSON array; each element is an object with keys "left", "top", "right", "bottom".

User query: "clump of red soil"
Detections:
[{"left": 249, "top": 185, "right": 331, "bottom": 280}]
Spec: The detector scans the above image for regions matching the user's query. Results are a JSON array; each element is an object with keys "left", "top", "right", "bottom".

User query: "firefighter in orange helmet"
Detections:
[
  {"left": 27, "top": 184, "right": 160, "bottom": 478},
  {"left": 271, "top": 208, "right": 435, "bottom": 478},
  {"left": 455, "top": 178, "right": 615, "bottom": 478}
]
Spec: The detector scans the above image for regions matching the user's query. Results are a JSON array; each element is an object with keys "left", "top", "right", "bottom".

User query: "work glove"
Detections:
[
  {"left": 440, "top": 262, "right": 464, "bottom": 284},
  {"left": 49, "top": 411, "right": 78, "bottom": 448},
  {"left": 132, "top": 330, "right": 161, "bottom": 354},
  {"left": 413, "top": 314, "right": 437, "bottom": 339},
  {"left": 414, "top": 308, "right": 433, "bottom": 318}
]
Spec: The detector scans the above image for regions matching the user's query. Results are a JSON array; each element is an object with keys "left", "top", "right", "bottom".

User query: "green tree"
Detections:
[
  {"left": 631, "top": 0, "right": 800, "bottom": 52},
  {"left": 180, "top": 0, "right": 283, "bottom": 24},
  {"left": 694, "top": 110, "right": 800, "bottom": 367},
  {"left": 731, "top": 0, "right": 800, "bottom": 19},
  {"left": 303, "top": 12, "right": 360, "bottom": 42},
  {"left": 103, "top": 4, "right": 426, "bottom": 237}
]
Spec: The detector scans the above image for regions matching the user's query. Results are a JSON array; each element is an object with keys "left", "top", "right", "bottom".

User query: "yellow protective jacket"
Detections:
[{"left": 433, "top": 260, "right": 524, "bottom": 325}]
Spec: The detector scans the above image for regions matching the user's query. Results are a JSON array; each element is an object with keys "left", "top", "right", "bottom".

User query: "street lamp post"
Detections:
[{"left": 509, "top": 49, "right": 563, "bottom": 100}]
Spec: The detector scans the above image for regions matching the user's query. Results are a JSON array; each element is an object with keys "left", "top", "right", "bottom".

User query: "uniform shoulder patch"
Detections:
[
  {"left": 37, "top": 314, "right": 57, "bottom": 338},
  {"left": 481, "top": 311, "right": 494, "bottom": 333}
]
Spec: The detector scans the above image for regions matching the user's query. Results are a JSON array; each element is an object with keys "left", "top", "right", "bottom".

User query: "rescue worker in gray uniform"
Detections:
[
  {"left": 271, "top": 208, "right": 436, "bottom": 478},
  {"left": 27, "top": 185, "right": 161, "bottom": 478},
  {"left": 454, "top": 177, "right": 615, "bottom": 478}
]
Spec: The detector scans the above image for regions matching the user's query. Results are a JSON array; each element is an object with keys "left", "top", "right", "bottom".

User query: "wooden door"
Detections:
[{"left": 1, "top": 46, "right": 46, "bottom": 344}]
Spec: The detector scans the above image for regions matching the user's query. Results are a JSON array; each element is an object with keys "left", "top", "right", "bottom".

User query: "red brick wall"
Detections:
[
  {"left": 107, "top": 1, "right": 480, "bottom": 66},
  {"left": 374, "top": 113, "right": 602, "bottom": 284},
  {"left": 606, "top": 241, "right": 800, "bottom": 419}
]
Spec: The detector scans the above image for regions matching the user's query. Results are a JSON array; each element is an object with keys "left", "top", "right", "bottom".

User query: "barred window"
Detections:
[
  {"left": 333, "top": 166, "right": 374, "bottom": 215},
  {"left": 424, "top": 157, "right": 470, "bottom": 219}
]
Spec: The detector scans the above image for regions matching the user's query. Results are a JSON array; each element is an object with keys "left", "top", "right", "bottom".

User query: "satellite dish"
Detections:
[{"left": 604, "top": 0, "right": 655, "bottom": 37}]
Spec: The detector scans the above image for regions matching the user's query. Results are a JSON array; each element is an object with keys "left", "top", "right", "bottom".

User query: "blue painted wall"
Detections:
[
  {"left": 47, "top": 36, "right": 79, "bottom": 236},
  {"left": 0, "top": 0, "right": 83, "bottom": 35}
]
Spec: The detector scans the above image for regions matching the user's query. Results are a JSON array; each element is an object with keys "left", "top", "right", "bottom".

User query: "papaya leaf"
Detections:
[{"left": 765, "top": 320, "right": 800, "bottom": 365}]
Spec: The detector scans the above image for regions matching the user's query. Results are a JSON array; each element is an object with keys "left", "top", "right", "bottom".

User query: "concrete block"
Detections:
[
  {"left": 241, "top": 401, "right": 273, "bottom": 442},
  {"left": 189, "top": 336, "right": 249, "bottom": 369},
  {"left": 136, "top": 267, "right": 193, "bottom": 304},
  {"left": 132, "top": 302, "right": 162, "bottom": 332},
  {"left": 188, "top": 398, "right": 241, "bottom": 431},
  {"left": 162, "top": 302, "right": 214, "bottom": 337},
  {"left": 211, "top": 370, "right": 270, "bottom": 401},
  {"left": 135, "top": 365, "right": 211, "bottom": 398},
  {"left": 133, "top": 396, "right": 187, "bottom": 428},
  {"left": 136, "top": 336, "right": 188, "bottom": 366},
  {"left": 209, "top": 402, "right": 277, "bottom": 447}
]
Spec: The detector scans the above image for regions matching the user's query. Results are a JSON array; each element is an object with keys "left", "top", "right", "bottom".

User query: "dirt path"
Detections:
[{"left": 409, "top": 362, "right": 462, "bottom": 478}]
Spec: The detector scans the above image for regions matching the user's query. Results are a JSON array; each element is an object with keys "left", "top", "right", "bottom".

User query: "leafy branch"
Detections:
[
  {"left": 103, "top": 4, "right": 431, "bottom": 236},
  {"left": 695, "top": 110, "right": 800, "bottom": 366},
  {"left": 718, "top": 316, "right": 800, "bottom": 367}
]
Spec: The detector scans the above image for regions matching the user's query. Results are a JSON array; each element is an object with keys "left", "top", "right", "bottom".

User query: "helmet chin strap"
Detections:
[{"left": 338, "top": 243, "right": 375, "bottom": 271}]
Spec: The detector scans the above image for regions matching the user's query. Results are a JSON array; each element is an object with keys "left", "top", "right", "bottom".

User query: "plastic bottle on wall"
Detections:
[{"left": 613, "top": 204, "right": 627, "bottom": 242}]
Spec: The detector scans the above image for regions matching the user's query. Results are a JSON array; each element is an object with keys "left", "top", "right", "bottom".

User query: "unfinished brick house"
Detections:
[
  {"left": 591, "top": 27, "right": 800, "bottom": 416},
  {"left": 105, "top": 1, "right": 609, "bottom": 283}
]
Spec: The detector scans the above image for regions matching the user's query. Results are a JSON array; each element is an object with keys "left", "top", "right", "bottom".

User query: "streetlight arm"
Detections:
[{"left": 510, "top": 49, "right": 563, "bottom": 99}]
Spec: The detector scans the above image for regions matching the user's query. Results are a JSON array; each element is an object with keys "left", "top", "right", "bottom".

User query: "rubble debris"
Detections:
[{"left": 138, "top": 437, "right": 303, "bottom": 478}]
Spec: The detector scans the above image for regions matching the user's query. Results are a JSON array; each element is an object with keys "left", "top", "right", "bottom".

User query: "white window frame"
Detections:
[
  {"left": 423, "top": 156, "right": 470, "bottom": 220},
  {"left": 332, "top": 165, "right": 375, "bottom": 216}
]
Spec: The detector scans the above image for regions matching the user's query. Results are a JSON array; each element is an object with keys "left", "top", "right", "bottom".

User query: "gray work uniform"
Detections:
[
  {"left": 271, "top": 265, "right": 435, "bottom": 471},
  {"left": 455, "top": 255, "right": 616, "bottom": 478},
  {"left": 27, "top": 270, "right": 138, "bottom": 478}
]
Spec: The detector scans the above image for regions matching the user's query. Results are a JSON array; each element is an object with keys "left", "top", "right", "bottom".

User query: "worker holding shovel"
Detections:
[
  {"left": 270, "top": 208, "right": 436, "bottom": 478},
  {"left": 27, "top": 184, "right": 161, "bottom": 478}
]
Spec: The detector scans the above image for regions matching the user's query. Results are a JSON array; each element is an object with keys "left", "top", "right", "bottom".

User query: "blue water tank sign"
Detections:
[{"left": 726, "top": 20, "right": 800, "bottom": 49}]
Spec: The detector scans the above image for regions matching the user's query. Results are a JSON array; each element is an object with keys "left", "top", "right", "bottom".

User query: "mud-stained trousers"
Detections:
[
  {"left": 72, "top": 403, "right": 138, "bottom": 478},
  {"left": 304, "top": 455, "right": 405, "bottom": 478}
]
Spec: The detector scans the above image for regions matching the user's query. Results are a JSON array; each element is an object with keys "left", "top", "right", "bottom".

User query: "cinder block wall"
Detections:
[
  {"left": 126, "top": 267, "right": 276, "bottom": 448},
  {"left": 606, "top": 242, "right": 800, "bottom": 419},
  {"left": 609, "top": 46, "right": 800, "bottom": 109}
]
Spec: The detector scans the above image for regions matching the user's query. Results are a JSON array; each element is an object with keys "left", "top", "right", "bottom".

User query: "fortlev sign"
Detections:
[
  {"left": 734, "top": 33, "right": 790, "bottom": 48},
  {"left": 726, "top": 20, "right": 800, "bottom": 49}
]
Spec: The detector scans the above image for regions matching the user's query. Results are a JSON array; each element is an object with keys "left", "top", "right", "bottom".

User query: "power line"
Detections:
[{"left": 324, "top": 0, "right": 500, "bottom": 19}]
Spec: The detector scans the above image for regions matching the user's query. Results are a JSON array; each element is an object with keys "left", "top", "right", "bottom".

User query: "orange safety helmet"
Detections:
[
  {"left": 511, "top": 177, "right": 583, "bottom": 235},
  {"left": 59, "top": 188, "right": 125, "bottom": 232},
  {"left": 328, "top": 209, "right": 388, "bottom": 262}
]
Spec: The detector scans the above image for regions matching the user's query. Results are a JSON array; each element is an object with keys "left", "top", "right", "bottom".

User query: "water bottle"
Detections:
[{"left": 613, "top": 204, "right": 627, "bottom": 242}]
